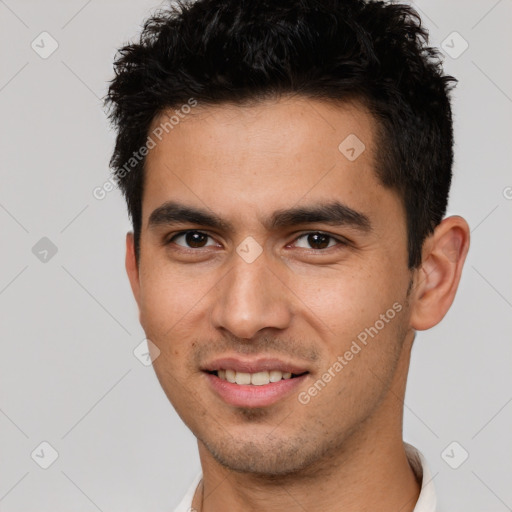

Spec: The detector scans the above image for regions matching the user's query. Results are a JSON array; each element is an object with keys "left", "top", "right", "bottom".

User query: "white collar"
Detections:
[
  {"left": 405, "top": 443, "right": 437, "bottom": 511},
  {"left": 173, "top": 443, "right": 436, "bottom": 512}
]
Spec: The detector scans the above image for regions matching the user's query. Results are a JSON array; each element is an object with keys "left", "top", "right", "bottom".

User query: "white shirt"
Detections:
[{"left": 172, "top": 443, "right": 436, "bottom": 512}]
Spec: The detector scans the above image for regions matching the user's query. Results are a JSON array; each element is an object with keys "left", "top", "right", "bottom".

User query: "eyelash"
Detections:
[{"left": 165, "top": 230, "right": 348, "bottom": 252}]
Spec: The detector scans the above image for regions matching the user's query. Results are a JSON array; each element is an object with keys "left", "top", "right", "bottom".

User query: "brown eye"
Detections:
[
  {"left": 292, "top": 232, "right": 345, "bottom": 250},
  {"left": 169, "top": 230, "right": 216, "bottom": 248},
  {"left": 307, "top": 233, "right": 330, "bottom": 249}
]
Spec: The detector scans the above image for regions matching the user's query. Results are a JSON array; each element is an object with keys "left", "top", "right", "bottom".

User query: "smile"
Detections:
[{"left": 212, "top": 369, "right": 305, "bottom": 385}]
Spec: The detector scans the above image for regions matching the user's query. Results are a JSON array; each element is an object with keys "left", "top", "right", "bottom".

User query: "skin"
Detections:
[{"left": 125, "top": 95, "right": 470, "bottom": 512}]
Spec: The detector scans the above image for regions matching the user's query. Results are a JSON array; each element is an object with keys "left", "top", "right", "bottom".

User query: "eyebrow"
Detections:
[{"left": 147, "top": 200, "right": 372, "bottom": 233}]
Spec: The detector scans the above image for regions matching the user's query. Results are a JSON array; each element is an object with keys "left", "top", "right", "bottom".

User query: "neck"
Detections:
[{"left": 194, "top": 433, "right": 420, "bottom": 512}]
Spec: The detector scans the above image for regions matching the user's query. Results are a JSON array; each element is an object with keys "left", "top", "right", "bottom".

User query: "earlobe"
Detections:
[
  {"left": 125, "top": 232, "right": 141, "bottom": 310},
  {"left": 409, "top": 216, "right": 470, "bottom": 331}
]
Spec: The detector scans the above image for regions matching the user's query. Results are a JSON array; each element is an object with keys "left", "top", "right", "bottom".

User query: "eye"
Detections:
[
  {"left": 167, "top": 230, "right": 218, "bottom": 249},
  {"left": 166, "top": 230, "right": 347, "bottom": 251},
  {"left": 291, "top": 232, "right": 346, "bottom": 250}
]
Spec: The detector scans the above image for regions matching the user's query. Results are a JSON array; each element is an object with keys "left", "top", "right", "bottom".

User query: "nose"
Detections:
[{"left": 210, "top": 248, "right": 293, "bottom": 340}]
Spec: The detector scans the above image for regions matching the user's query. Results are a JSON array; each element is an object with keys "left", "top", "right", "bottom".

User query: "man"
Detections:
[{"left": 105, "top": 0, "right": 470, "bottom": 510}]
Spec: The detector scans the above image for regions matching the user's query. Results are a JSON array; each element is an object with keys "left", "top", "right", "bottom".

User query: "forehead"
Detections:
[
  {"left": 142, "top": 95, "right": 401, "bottom": 232},
  {"left": 147, "top": 95, "right": 376, "bottom": 167}
]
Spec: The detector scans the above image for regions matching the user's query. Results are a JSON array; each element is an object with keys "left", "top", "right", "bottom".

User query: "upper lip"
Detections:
[{"left": 202, "top": 356, "right": 309, "bottom": 375}]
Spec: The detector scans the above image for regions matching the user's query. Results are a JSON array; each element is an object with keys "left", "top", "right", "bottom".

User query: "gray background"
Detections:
[{"left": 1, "top": 0, "right": 511, "bottom": 510}]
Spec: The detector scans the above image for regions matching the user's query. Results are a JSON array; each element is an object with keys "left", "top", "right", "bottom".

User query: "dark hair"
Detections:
[{"left": 105, "top": 0, "right": 457, "bottom": 269}]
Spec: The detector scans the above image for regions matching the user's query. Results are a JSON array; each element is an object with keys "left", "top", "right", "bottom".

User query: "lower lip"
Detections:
[{"left": 204, "top": 372, "right": 309, "bottom": 408}]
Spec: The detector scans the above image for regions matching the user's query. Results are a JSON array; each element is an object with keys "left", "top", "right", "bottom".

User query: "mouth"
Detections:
[
  {"left": 205, "top": 369, "right": 309, "bottom": 386},
  {"left": 201, "top": 357, "right": 310, "bottom": 408}
]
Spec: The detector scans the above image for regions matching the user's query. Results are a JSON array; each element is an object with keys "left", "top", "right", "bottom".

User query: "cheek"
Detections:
[
  {"left": 138, "top": 258, "right": 207, "bottom": 327},
  {"left": 291, "top": 266, "right": 382, "bottom": 333},
  {"left": 292, "top": 257, "right": 406, "bottom": 354},
  {"left": 137, "top": 273, "right": 187, "bottom": 362},
  {"left": 137, "top": 260, "right": 223, "bottom": 382}
]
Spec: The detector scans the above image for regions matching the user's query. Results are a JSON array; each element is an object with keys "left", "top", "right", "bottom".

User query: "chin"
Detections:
[{"left": 200, "top": 432, "right": 331, "bottom": 478}]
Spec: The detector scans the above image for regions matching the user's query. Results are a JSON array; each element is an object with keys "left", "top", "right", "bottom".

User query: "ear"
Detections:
[
  {"left": 409, "top": 216, "right": 470, "bottom": 331},
  {"left": 125, "top": 232, "right": 142, "bottom": 313}
]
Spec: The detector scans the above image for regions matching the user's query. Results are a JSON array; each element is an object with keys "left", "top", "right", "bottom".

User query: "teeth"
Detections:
[
  {"left": 270, "top": 370, "right": 292, "bottom": 382},
  {"left": 216, "top": 369, "right": 295, "bottom": 385},
  {"left": 235, "top": 372, "right": 251, "bottom": 385},
  {"left": 251, "top": 371, "right": 269, "bottom": 386}
]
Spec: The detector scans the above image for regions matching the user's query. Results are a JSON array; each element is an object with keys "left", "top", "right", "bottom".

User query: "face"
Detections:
[{"left": 127, "top": 96, "right": 417, "bottom": 476}]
